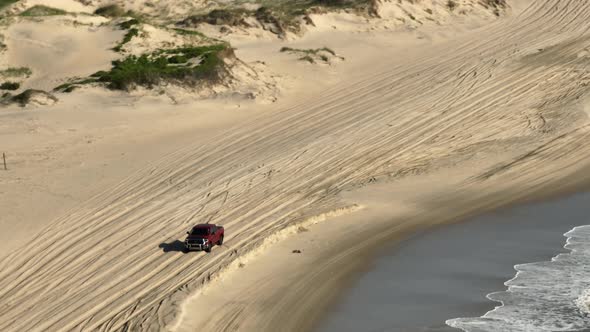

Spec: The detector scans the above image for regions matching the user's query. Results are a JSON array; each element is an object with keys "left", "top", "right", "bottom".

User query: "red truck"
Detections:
[{"left": 184, "top": 224, "right": 224, "bottom": 253}]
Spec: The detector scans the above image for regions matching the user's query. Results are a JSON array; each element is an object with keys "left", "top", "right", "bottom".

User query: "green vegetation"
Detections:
[
  {"left": 255, "top": 0, "right": 375, "bottom": 17},
  {"left": 94, "top": 4, "right": 125, "bottom": 17},
  {"left": 481, "top": 0, "right": 506, "bottom": 16},
  {"left": 94, "top": 4, "right": 143, "bottom": 20},
  {"left": 5, "top": 89, "right": 57, "bottom": 107},
  {"left": 54, "top": 78, "right": 97, "bottom": 93},
  {"left": 280, "top": 46, "right": 338, "bottom": 63},
  {"left": 181, "top": 8, "right": 250, "bottom": 27},
  {"left": 119, "top": 18, "right": 141, "bottom": 29},
  {"left": 112, "top": 18, "right": 144, "bottom": 53},
  {"left": 299, "top": 55, "right": 314, "bottom": 63},
  {"left": 54, "top": 83, "right": 76, "bottom": 93},
  {"left": 20, "top": 5, "right": 67, "bottom": 16},
  {"left": 8, "top": 90, "right": 28, "bottom": 105},
  {"left": 0, "top": 67, "right": 32, "bottom": 78},
  {"left": 280, "top": 46, "right": 335, "bottom": 55},
  {"left": 180, "top": 7, "right": 293, "bottom": 36},
  {"left": 179, "top": 1, "right": 377, "bottom": 38},
  {"left": 173, "top": 27, "right": 212, "bottom": 40},
  {"left": 482, "top": 0, "right": 506, "bottom": 7},
  {"left": 312, "top": 0, "right": 370, "bottom": 7},
  {"left": 97, "top": 45, "right": 228, "bottom": 90},
  {"left": 112, "top": 28, "right": 139, "bottom": 52},
  {"left": 0, "top": 81, "right": 19, "bottom": 90},
  {"left": 0, "top": 0, "right": 18, "bottom": 11},
  {"left": 253, "top": 6, "right": 298, "bottom": 37},
  {"left": 172, "top": 27, "right": 225, "bottom": 44},
  {"left": 56, "top": 44, "right": 230, "bottom": 91}
]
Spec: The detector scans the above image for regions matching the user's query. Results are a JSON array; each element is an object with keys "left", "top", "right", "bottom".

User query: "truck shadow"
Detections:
[{"left": 159, "top": 240, "right": 186, "bottom": 253}]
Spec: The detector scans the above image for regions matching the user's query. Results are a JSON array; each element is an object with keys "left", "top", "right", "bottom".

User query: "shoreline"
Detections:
[
  {"left": 172, "top": 163, "right": 590, "bottom": 332},
  {"left": 318, "top": 189, "right": 590, "bottom": 332},
  {"left": 310, "top": 165, "right": 590, "bottom": 331},
  {"left": 290, "top": 166, "right": 590, "bottom": 332}
]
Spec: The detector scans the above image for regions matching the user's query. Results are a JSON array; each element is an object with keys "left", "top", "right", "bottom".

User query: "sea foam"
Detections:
[{"left": 446, "top": 225, "right": 590, "bottom": 332}]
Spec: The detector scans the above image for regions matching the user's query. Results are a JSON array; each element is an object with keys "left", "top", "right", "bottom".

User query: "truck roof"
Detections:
[{"left": 192, "top": 224, "right": 218, "bottom": 229}]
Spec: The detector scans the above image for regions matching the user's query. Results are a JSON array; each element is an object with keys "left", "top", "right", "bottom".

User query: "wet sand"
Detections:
[{"left": 315, "top": 191, "right": 590, "bottom": 332}]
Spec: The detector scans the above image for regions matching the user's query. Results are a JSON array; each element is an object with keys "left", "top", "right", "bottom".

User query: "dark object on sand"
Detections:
[
  {"left": 2, "top": 89, "right": 58, "bottom": 107},
  {"left": 184, "top": 224, "right": 225, "bottom": 253}
]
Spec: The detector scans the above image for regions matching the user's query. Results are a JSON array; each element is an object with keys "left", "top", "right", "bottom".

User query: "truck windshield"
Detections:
[{"left": 190, "top": 228, "right": 209, "bottom": 236}]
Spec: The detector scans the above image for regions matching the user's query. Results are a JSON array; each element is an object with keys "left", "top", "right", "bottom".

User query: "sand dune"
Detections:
[
  {"left": 3, "top": 0, "right": 590, "bottom": 331},
  {"left": 3, "top": 17, "right": 121, "bottom": 91}
]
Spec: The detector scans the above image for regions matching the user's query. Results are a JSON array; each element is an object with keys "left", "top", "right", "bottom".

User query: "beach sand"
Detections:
[{"left": 172, "top": 166, "right": 590, "bottom": 332}]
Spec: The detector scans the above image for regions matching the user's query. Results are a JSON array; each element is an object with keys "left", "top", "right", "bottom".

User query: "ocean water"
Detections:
[
  {"left": 447, "top": 225, "right": 590, "bottom": 332},
  {"left": 316, "top": 191, "right": 590, "bottom": 332}
]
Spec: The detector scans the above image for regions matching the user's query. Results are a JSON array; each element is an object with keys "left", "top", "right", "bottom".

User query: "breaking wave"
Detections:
[{"left": 446, "top": 225, "right": 590, "bottom": 332}]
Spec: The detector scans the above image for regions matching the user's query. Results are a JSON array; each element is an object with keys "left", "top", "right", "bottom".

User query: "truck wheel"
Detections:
[
  {"left": 218, "top": 236, "right": 224, "bottom": 246},
  {"left": 205, "top": 245, "right": 212, "bottom": 253}
]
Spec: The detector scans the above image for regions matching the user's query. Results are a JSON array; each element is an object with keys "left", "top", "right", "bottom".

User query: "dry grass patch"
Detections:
[
  {"left": 0, "top": 67, "right": 31, "bottom": 78},
  {"left": 20, "top": 5, "right": 67, "bottom": 16},
  {"left": 280, "top": 46, "right": 342, "bottom": 64}
]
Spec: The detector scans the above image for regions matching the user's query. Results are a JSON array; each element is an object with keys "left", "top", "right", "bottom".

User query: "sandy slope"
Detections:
[
  {"left": 2, "top": 15, "right": 121, "bottom": 91},
  {"left": 172, "top": 172, "right": 477, "bottom": 332},
  {"left": 3, "top": 0, "right": 590, "bottom": 331},
  {"left": 0, "top": 92, "right": 263, "bottom": 255}
]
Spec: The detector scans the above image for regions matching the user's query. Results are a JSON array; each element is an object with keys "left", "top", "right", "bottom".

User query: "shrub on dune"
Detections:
[
  {"left": 0, "top": 67, "right": 32, "bottom": 78},
  {"left": 97, "top": 45, "right": 228, "bottom": 90},
  {"left": 94, "top": 4, "right": 125, "bottom": 17},
  {"left": 54, "top": 45, "right": 231, "bottom": 91},
  {"left": 0, "top": 0, "right": 18, "bottom": 11},
  {"left": 0, "top": 81, "right": 20, "bottom": 90},
  {"left": 20, "top": 5, "right": 67, "bottom": 16}
]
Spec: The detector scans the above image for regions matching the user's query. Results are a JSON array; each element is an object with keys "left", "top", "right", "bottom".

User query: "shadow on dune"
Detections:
[{"left": 159, "top": 240, "right": 186, "bottom": 253}]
